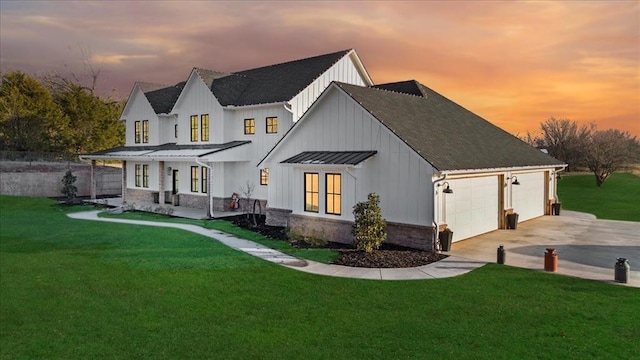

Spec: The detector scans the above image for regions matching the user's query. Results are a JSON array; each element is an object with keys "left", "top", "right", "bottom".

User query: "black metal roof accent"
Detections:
[
  {"left": 85, "top": 141, "right": 251, "bottom": 156},
  {"left": 336, "top": 82, "right": 564, "bottom": 171},
  {"left": 281, "top": 151, "right": 377, "bottom": 165}
]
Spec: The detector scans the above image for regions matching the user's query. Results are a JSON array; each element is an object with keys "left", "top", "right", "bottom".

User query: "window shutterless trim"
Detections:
[
  {"left": 190, "top": 115, "right": 198, "bottom": 142},
  {"left": 244, "top": 118, "right": 255, "bottom": 135},
  {"left": 266, "top": 116, "right": 278, "bottom": 134},
  {"left": 304, "top": 172, "right": 319, "bottom": 213},
  {"left": 134, "top": 121, "right": 141, "bottom": 144},
  {"left": 201, "top": 114, "right": 209, "bottom": 141},
  {"left": 191, "top": 166, "right": 198, "bottom": 192},
  {"left": 201, "top": 167, "right": 208, "bottom": 193},
  {"left": 325, "top": 173, "right": 341, "bottom": 215},
  {"left": 260, "top": 168, "right": 269, "bottom": 186},
  {"left": 142, "top": 120, "right": 149, "bottom": 143}
]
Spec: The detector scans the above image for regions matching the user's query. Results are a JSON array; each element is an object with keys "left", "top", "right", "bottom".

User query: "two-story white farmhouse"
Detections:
[
  {"left": 83, "top": 49, "right": 565, "bottom": 251},
  {"left": 82, "top": 49, "right": 372, "bottom": 215}
]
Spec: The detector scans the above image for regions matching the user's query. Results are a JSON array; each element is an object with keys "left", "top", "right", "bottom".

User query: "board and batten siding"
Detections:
[
  {"left": 266, "top": 86, "right": 436, "bottom": 226},
  {"left": 122, "top": 88, "right": 159, "bottom": 146},
  {"left": 290, "top": 54, "right": 370, "bottom": 122},
  {"left": 171, "top": 73, "right": 225, "bottom": 145}
]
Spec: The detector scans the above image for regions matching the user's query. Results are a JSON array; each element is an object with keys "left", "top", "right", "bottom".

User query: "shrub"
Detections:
[
  {"left": 61, "top": 169, "right": 78, "bottom": 202},
  {"left": 352, "top": 193, "right": 387, "bottom": 253}
]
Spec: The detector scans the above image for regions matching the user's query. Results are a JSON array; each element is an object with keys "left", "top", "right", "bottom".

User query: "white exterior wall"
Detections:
[
  {"left": 159, "top": 114, "right": 178, "bottom": 145},
  {"left": 290, "top": 54, "right": 370, "bottom": 121},
  {"left": 217, "top": 105, "right": 293, "bottom": 200},
  {"left": 122, "top": 89, "right": 159, "bottom": 146},
  {"left": 266, "top": 88, "right": 436, "bottom": 226},
  {"left": 172, "top": 73, "right": 225, "bottom": 145}
]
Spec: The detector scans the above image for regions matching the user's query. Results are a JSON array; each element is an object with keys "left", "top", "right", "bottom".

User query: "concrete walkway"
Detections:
[{"left": 67, "top": 210, "right": 485, "bottom": 280}]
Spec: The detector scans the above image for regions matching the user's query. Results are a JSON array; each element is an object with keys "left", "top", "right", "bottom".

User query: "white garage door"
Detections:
[
  {"left": 445, "top": 176, "right": 499, "bottom": 242},
  {"left": 511, "top": 172, "right": 545, "bottom": 222}
]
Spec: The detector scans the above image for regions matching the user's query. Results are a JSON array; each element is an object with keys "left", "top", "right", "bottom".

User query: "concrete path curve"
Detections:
[{"left": 67, "top": 210, "right": 485, "bottom": 280}]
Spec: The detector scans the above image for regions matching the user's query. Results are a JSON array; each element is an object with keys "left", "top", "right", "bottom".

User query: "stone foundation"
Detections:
[
  {"left": 286, "top": 214, "right": 435, "bottom": 250},
  {"left": 126, "top": 188, "right": 156, "bottom": 203},
  {"left": 178, "top": 193, "right": 208, "bottom": 209},
  {"left": 265, "top": 207, "right": 293, "bottom": 226}
]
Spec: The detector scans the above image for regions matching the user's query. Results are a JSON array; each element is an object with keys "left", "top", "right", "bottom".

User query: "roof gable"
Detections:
[
  {"left": 195, "top": 49, "right": 356, "bottom": 107},
  {"left": 336, "top": 82, "right": 564, "bottom": 171},
  {"left": 143, "top": 82, "right": 185, "bottom": 114}
]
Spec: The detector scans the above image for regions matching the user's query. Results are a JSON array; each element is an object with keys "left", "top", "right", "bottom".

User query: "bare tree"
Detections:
[
  {"left": 238, "top": 180, "right": 256, "bottom": 224},
  {"left": 540, "top": 117, "right": 592, "bottom": 171},
  {"left": 583, "top": 129, "right": 635, "bottom": 186}
]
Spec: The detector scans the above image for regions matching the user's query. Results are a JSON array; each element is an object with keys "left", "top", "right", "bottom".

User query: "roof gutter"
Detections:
[
  {"left": 223, "top": 101, "right": 289, "bottom": 110},
  {"left": 439, "top": 164, "right": 566, "bottom": 177}
]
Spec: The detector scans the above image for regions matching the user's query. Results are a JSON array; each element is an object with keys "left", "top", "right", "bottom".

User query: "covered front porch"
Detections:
[{"left": 85, "top": 196, "right": 242, "bottom": 220}]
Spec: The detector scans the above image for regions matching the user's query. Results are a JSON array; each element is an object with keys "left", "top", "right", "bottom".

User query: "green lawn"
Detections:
[
  {"left": 99, "top": 210, "right": 339, "bottom": 264},
  {"left": 1, "top": 196, "right": 638, "bottom": 359},
  {"left": 558, "top": 172, "right": 640, "bottom": 221}
]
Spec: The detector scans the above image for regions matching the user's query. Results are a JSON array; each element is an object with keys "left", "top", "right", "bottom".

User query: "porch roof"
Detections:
[
  {"left": 280, "top": 151, "right": 377, "bottom": 166},
  {"left": 80, "top": 141, "right": 251, "bottom": 162}
]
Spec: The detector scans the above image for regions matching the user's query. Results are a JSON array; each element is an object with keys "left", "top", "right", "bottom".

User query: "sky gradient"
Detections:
[{"left": 1, "top": 1, "right": 638, "bottom": 137}]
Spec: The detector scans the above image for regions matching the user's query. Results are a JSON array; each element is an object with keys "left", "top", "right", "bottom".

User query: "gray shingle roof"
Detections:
[
  {"left": 211, "top": 49, "right": 352, "bottom": 106},
  {"left": 281, "top": 151, "right": 377, "bottom": 165},
  {"left": 336, "top": 82, "right": 564, "bottom": 171},
  {"left": 143, "top": 82, "right": 186, "bottom": 114}
]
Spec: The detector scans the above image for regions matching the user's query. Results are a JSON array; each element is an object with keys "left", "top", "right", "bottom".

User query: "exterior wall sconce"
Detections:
[
  {"left": 511, "top": 176, "right": 520, "bottom": 185},
  {"left": 167, "top": 167, "right": 172, "bottom": 175},
  {"left": 439, "top": 181, "right": 454, "bottom": 194}
]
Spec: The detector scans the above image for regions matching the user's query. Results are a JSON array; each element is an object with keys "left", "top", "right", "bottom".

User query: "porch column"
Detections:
[
  {"left": 159, "top": 161, "right": 165, "bottom": 204},
  {"left": 207, "top": 162, "right": 212, "bottom": 218},
  {"left": 121, "top": 160, "right": 127, "bottom": 204},
  {"left": 90, "top": 160, "right": 97, "bottom": 200}
]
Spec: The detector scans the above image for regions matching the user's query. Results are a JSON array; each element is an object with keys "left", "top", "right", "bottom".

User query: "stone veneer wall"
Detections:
[
  {"left": 126, "top": 188, "right": 155, "bottom": 203},
  {"left": 286, "top": 214, "right": 434, "bottom": 250},
  {"left": 265, "top": 208, "right": 294, "bottom": 227},
  {"left": 178, "top": 193, "right": 208, "bottom": 209}
]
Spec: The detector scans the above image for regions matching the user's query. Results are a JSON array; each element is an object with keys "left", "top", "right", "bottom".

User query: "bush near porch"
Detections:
[{"left": 1, "top": 196, "right": 639, "bottom": 359}]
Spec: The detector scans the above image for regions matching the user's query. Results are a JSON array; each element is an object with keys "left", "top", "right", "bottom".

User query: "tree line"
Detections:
[
  {"left": 524, "top": 117, "right": 640, "bottom": 186},
  {"left": 0, "top": 71, "right": 124, "bottom": 155}
]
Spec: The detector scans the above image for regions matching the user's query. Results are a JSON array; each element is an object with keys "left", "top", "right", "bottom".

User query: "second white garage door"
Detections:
[
  {"left": 445, "top": 176, "right": 499, "bottom": 242},
  {"left": 512, "top": 171, "right": 546, "bottom": 222}
]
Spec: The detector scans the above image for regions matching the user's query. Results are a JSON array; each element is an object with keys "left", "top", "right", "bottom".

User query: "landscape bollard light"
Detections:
[
  {"left": 614, "top": 258, "right": 630, "bottom": 283},
  {"left": 497, "top": 245, "right": 506, "bottom": 265},
  {"left": 544, "top": 248, "right": 558, "bottom": 272}
]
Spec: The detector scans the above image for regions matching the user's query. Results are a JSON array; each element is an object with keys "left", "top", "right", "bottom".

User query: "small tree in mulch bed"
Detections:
[{"left": 352, "top": 193, "right": 387, "bottom": 253}]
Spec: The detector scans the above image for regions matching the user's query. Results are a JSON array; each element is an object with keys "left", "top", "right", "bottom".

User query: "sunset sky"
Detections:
[{"left": 1, "top": 1, "right": 638, "bottom": 137}]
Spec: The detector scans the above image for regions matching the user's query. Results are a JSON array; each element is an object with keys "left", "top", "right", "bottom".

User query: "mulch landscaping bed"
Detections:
[{"left": 229, "top": 214, "right": 447, "bottom": 268}]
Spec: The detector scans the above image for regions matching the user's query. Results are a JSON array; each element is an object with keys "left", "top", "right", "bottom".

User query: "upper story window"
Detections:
[
  {"left": 201, "top": 114, "right": 209, "bottom": 141},
  {"left": 142, "top": 120, "right": 149, "bottom": 143},
  {"left": 190, "top": 115, "right": 198, "bottom": 142},
  {"left": 326, "top": 173, "right": 341, "bottom": 215},
  {"left": 201, "top": 167, "right": 208, "bottom": 194},
  {"left": 260, "top": 168, "right": 269, "bottom": 186},
  {"left": 244, "top": 118, "right": 255, "bottom": 135},
  {"left": 304, "top": 172, "right": 319, "bottom": 213},
  {"left": 266, "top": 116, "right": 278, "bottom": 134},
  {"left": 134, "top": 121, "right": 141, "bottom": 144},
  {"left": 135, "top": 164, "right": 141, "bottom": 187},
  {"left": 191, "top": 166, "right": 198, "bottom": 192},
  {"left": 142, "top": 164, "right": 149, "bottom": 188}
]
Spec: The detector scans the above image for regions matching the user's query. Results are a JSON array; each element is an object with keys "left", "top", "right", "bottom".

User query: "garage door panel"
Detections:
[
  {"left": 446, "top": 176, "right": 499, "bottom": 243},
  {"left": 512, "top": 172, "right": 545, "bottom": 222}
]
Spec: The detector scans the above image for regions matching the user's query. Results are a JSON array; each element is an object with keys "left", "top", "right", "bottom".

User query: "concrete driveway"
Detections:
[{"left": 448, "top": 211, "right": 640, "bottom": 287}]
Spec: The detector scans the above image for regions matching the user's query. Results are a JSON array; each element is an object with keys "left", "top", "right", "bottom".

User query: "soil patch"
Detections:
[{"left": 227, "top": 214, "right": 447, "bottom": 268}]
